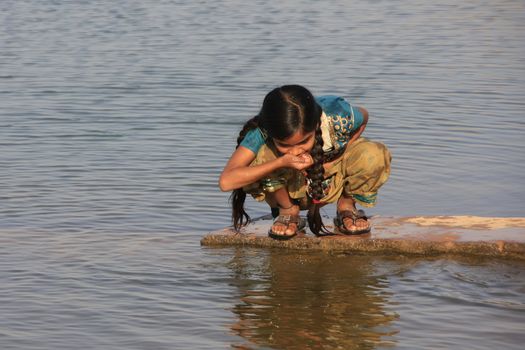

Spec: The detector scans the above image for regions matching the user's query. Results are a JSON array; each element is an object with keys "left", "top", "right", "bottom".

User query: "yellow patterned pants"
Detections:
[{"left": 243, "top": 138, "right": 391, "bottom": 209}]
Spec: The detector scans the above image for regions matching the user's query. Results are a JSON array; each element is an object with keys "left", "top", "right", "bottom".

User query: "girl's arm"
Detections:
[{"left": 219, "top": 146, "right": 312, "bottom": 192}]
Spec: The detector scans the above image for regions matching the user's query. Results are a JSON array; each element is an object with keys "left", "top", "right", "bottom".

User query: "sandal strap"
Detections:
[
  {"left": 337, "top": 209, "right": 368, "bottom": 221},
  {"left": 274, "top": 214, "right": 300, "bottom": 224},
  {"left": 354, "top": 209, "right": 368, "bottom": 220},
  {"left": 273, "top": 215, "right": 306, "bottom": 231},
  {"left": 337, "top": 210, "right": 357, "bottom": 220}
]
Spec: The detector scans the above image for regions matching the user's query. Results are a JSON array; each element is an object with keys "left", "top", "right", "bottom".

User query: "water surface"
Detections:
[{"left": 1, "top": 0, "right": 524, "bottom": 349}]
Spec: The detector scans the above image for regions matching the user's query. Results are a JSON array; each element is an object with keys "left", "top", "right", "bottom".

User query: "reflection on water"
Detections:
[
  {"left": 220, "top": 249, "right": 525, "bottom": 350},
  {"left": 1, "top": 0, "right": 525, "bottom": 348},
  {"left": 227, "top": 249, "right": 400, "bottom": 349}
]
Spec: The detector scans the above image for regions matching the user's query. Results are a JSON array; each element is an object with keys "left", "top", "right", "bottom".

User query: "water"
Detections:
[{"left": 1, "top": 0, "right": 524, "bottom": 348}]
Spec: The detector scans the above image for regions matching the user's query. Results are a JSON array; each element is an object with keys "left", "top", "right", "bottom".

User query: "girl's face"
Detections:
[{"left": 273, "top": 129, "right": 316, "bottom": 156}]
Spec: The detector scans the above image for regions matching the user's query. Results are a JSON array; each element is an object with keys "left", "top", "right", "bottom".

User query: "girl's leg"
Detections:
[
  {"left": 265, "top": 187, "right": 300, "bottom": 237},
  {"left": 243, "top": 143, "right": 308, "bottom": 237},
  {"left": 337, "top": 139, "right": 391, "bottom": 232}
]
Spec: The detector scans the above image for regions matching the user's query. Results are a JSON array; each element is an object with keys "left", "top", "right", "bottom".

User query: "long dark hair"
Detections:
[{"left": 231, "top": 85, "right": 328, "bottom": 235}]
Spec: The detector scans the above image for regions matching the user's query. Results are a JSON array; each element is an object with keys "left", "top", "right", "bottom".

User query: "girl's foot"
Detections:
[
  {"left": 269, "top": 205, "right": 301, "bottom": 238},
  {"left": 336, "top": 196, "right": 370, "bottom": 233}
]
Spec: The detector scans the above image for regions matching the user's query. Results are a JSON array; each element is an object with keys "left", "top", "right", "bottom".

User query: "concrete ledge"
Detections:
[{"left": 201, "top": 216, "right": 525, "bottom": 260}]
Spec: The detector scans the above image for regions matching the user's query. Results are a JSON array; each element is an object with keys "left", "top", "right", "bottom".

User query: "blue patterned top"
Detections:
[{"left": 240, "top": 95, "right": 364, "bottom": 155}]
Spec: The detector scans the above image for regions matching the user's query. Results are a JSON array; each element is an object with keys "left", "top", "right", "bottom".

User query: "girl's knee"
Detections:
[
  {"left": 351, "top": 141, "right": 391, "bottom": 176},
  {"left": 367, "top": 143, "right": 391, "bottom": 172}
]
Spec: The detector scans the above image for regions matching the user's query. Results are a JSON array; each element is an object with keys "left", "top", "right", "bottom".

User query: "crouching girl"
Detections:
[{"left": 219, "top": 85, "right": 391, "bottom": 239}]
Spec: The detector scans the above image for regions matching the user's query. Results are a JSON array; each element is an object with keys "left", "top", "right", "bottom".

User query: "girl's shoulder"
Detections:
[
  {"left": 315, "top": 95, "right": 353, "bottom": 118},
  {"left": 316, "top": 95, "right": 365, "bottom": 153},
  {"left": 239, "top": 127, "right": 266, "bottom": 154},
  {"left": 315, "top": 95, "right": 364, "bottom": 132}
]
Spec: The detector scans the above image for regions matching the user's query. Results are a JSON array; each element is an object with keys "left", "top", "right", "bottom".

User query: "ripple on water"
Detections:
[{"left": 1, "top": 0, "right": 525, "bottom": 348}]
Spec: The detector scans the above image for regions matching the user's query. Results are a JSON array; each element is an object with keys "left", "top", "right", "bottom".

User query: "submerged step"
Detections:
[{"left": 201, "top": 216, "right": 525, "bottom": 260}]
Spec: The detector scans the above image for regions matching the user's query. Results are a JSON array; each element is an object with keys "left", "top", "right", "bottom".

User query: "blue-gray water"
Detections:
[{"left": 1, "top": 0, "right": 524, "bottom": 349}]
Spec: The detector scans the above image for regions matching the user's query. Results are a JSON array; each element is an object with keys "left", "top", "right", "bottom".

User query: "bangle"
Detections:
[{"left": 278, "top": 203, "right": 295, "bottom": 210}]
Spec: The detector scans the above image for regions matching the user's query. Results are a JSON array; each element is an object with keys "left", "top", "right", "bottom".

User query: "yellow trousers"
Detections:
[{"left": 243, "top": 138, "right": 391, "bottom": 209}]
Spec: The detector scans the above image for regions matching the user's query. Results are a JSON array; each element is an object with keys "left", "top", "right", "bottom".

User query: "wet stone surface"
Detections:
[{"left": 201, "top": 216, "right": 525, "bottom": 260}]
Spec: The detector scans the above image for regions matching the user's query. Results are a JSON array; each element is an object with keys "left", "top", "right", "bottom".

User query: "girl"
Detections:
[{"left": 219, "top": 85, "right": 391, "bottom": 239}]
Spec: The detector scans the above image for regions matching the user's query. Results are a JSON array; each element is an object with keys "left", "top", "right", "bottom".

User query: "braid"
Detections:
[
  {"left": 306, "top": 126, "right": 330, "bottom": 235},
  {"left": 231, "top": 116, "right": 259, "bottom": 231},
  {"left": 306, "top": 127, "right": 325, "bottom": 200}
]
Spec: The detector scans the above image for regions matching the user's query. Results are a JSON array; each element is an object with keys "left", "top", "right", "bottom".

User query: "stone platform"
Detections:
[{"left": 201, "top": 216, "right": 525, "bottom": 260}]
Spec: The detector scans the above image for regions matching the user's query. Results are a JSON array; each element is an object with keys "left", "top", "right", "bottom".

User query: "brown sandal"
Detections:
[
  {"left": 334, "top": 209, "right": 371, "bottom": 235},
  {"left": 268, "top": 215, "right": 306, "bottom": 240}
]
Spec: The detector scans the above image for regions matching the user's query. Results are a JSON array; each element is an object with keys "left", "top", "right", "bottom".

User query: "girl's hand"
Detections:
[{"left": 281, "top": 153, "right": 314, "bottom": 170}]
